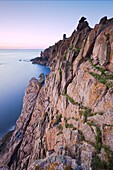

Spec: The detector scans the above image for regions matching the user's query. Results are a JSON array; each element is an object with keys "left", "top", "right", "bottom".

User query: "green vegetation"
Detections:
[
  {"left": 78, "top": 130, "right": 85, "bottom": 141},
  {"left": 63, "top": 49, "right": 68, "bottom": 60},
  {"left": 65, "top": 94, "right": 104, "bottom": 122},
  {"left": 89, "top": 61, "right": 113, "bottom": 89},
  {"left": 69, "top": 45, "right": 80, "bottom": 56},
  {"left": 63, "top": 53, "right": 66, "bottom": 60},
  {"left": 62, "top": 89, "right": 66, "bottom": 96},
  {"left": 92, "top": 155, "right": 108, "bottom": 170},
  {"left": 75, "top": 47, "right": 80, "bottom": 55},
  {"left": 92, "top": 152, "right": 113, "bottom": 170},
  {"left": 73, "top": 47, "right": 81, "bottom": 59},
  {"left": 92, "top": 65, "right": 106, "bottom": 74},
  {"left": 75, "top": 118, "right": 79, "bottom": 121},
  {"left": 89, "top": 72, "right": 107, "bottom": 84},
  {"left": 59, "top": 68, "right": 62, "bottom": 78},
  {"left": 85, "top": 121, "right": 102, "bottom": 153},
  {"left": 57, "top": 131, "right": 63, "bottom": 135},
  {"left": 79, "top": 107, "right": 91, "bottom": 121},
  {"left": 87, "top": 122, "right": 95, "bottom": 127},
  {"left": 102, "top": 145, "right": 113, "bottom": 163},
  {"left": 105, "top": 74, "right": 113, "bottom": 80},
  {"left": 63, "top": 86, "right": 113, "bottom": 169},
  {"left": 69, "top": 62, "right": 73, "bottom": 72},
  {"left": 89, "top": 59, "right": 106, "bottom": 73},
  {"left": 69, "top": 45, "right": 73, "bottom": 50},
  {"left": 65, "top": 94, "right": 79, "bottom": 105},
  {"left": 66, "top": 61, "right": 73, "bottom": 72},
  {"left": 89, "top": 71, "right": 113, "bottom": 88},
  {"left": 87, "top": 123, "right": 113, "bottom": 169},
  {"left": 57, "top": 124, "right": 63, "bottom": 131},
  {"left": 65, "top": 94, "right": 75, "bottom": 104},
  {"left": 94, "top": 126, "right": 102, "bottom": 153},
  {"left": 105, "top": 33, "right": 110, "bottom": 41},
  {"left": 78, "top": 107, "right": 113, "bottom": 169},
  {"left": 57, "top": 114, "right": 62, "bottom": 123},
  {"left": 79, "top": 107, "right": 95, "bottom": 122},
  {"left": 65, "top": 123, "right": 74, "bottom": 128}
]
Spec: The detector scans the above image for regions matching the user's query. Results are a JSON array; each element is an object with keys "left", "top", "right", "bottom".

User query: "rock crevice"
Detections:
[{"left": 1, "top": 17, "right": 113, "bottom": 170}]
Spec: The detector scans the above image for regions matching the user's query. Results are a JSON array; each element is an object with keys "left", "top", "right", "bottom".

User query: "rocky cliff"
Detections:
[{"left": 1, "top": 16, "right": 113, "bottom": 170}]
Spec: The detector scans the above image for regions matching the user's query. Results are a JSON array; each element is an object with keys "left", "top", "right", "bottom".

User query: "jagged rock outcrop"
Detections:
[{"left": 1, "top": 16, "right": 113, "bottom": 170}]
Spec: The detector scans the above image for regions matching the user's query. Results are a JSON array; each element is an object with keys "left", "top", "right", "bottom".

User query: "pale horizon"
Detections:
[{"left": 0, "top": 0, "right": 113, "bottom": 49}]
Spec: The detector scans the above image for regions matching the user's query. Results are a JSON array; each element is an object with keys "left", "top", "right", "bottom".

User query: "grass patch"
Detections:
[
  {"left": 89, "top": 72, "right": 107, "bottom": 84},
  {"left": 90, "top": 59, "right": 107, "bottom": 74},
  {"left": 65, "top": 123, "right": 74, "bottom": 128},
  {"left": 63, "top": 50, "right": 68, "bottom": 60},
  {"left": 102, "top": 145, "right": 113, "bottom": 162},
  {"left": 65, "top": 94, "right": 79, "bottom": 105},
  {"left": 86, "top": 122, "right": 113, "bottom": 169},
  {"left": 63, "top": 53, "right": 66, "bottom": 60},
  {"left": 92, "top": 152, "right": 113, "bottom": 170},
  {"left": 105, "top": 74, "right": 113, "bottom": 80},
  {"left": 87, "top": 122, "right": 94, "bottom": 127},
  {"left": 57, "top": 114, "right": 62, "bottom": 123},
  {"left": 92, "top": 154, "right": 108, "bottom": 170},
  {"left": 57, "top": 124, "right": 63, "bottom": 131},
  {"left": 95, "top": 126, "right": 102, "bottom": 150},
  {"left": 89, "top": 62, "right": 113, "bottom": 88},
  {"left": 90, "top": 71, "right": 113, "bottom": 88},
  {"left": 93, "top": 65, "right": 106, "bottom": 74},
  {"left": 59, "top": 68, "right": 62, "bottom": 78},
  {"left": 79, "top": 107, "right": 92, "bottom": 122},
  {"left": 87, "top": 123, "right": 102, "bottom": 153}
]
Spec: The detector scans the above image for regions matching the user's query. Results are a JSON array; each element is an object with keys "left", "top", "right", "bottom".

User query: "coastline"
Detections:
[
  {"left": 0, "top": 49, "right": 50, "bottom": 139},
  {"left": 1, "top": 17, "right": 113, "bottom": 170}
]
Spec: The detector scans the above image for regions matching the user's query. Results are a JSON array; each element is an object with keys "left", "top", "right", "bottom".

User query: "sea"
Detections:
[{"left": 0, "top": 49, "right": 50, "bottom": 138}]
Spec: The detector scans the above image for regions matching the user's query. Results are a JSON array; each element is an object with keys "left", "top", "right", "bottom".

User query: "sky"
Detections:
[{"left": 0, "top": 0, "right": 113, "bottom": 49}]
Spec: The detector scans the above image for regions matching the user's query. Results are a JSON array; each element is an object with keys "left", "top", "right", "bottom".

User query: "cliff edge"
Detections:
[{"left": 1, "top": 16, "right": 113, "bottom": 170}]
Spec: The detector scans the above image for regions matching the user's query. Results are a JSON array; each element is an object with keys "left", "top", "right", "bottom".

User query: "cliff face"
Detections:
[{"left": 1, "top": 17, "right": 113, "bottom": 170}]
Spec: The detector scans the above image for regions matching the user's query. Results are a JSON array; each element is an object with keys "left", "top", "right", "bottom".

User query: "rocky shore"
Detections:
[{"left": 1, "top": 16, "right": 113, "bottom": 170}]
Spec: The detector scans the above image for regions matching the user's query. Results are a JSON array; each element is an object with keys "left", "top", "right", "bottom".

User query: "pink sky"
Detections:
[{"left": 0, "top": 1, "right": 113, "bottom": 49}]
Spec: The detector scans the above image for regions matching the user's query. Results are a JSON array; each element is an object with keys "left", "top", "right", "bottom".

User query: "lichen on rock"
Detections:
[{"left": 1, "top": 16, "right": 113, "bottom": 170}]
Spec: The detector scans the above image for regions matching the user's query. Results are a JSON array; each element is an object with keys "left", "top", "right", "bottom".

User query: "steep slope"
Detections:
[{"left": 1, "top": 16, "right": 113, "bottom": 170}]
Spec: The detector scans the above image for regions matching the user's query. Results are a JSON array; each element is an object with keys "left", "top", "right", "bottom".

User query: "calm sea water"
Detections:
[{"left": 0, "top": 49, "right": 50, "bottom": 138}]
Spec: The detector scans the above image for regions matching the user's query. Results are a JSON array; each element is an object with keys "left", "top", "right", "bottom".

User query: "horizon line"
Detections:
[{"left": 0, "top": 48, "right": 44, "bottom": 50}]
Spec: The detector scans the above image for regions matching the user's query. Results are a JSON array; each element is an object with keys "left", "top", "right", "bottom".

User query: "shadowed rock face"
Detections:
[
  {"left": 38, "top": 73, "right": 45, "bottom": 84},
  {"left": 77, "top": 16, "right": 90, "bottom": 31},
  {"left": 0, "top": 167, "right": 9, "bottom": 170},
  {"left": 1, "top": 17, "right": 113, "bottom": 170}
]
